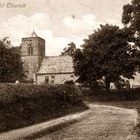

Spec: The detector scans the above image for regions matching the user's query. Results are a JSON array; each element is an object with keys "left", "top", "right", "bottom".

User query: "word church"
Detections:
[{"left": 21, "top": 31, "right": 76, "bottom": 84}]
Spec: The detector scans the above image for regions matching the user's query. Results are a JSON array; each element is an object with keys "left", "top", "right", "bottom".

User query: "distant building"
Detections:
[{"left": 21, "top": 31, "right": 76, "bottom": 84}]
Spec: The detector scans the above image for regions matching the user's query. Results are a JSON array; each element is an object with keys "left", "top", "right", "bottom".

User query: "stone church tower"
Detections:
[{"left": 21, "top": 31, "right": 45, "bottom": 81}]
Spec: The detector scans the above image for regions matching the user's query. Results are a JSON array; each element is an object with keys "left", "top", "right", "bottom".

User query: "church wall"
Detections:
[
  {"left": 36, "top": 73, "right": 76, "bottom": 84},
  {"left": 21, "top": 36, "right": 45, "bottom": 81},
  {"left": 22, "top": 56, "right": 40, "bottom": 80}
]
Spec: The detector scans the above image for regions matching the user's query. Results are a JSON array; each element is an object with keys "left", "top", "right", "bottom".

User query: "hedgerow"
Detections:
[
  {"left": 0, "top": 83, "right": 85, "bottom": 132},
  {"left": 0, "top": 83, "right": 82, "bottom": 103}
]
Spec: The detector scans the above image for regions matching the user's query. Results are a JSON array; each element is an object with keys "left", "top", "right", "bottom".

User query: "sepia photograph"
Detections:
[{"left": 0, "top": 0, "right": 140, "bottom": 139}]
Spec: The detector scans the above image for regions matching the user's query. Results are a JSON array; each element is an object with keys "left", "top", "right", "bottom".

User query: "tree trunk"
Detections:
[{"left": 105, "top": 77, "right": 110, "bottom": 93}]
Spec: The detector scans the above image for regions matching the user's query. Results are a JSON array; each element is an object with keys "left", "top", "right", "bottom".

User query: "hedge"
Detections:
[
  {"left": 0, "top": 83, "right": 85, "bottom": 132},
  {"left": 0, "top": 83, "right": 83, "bottom": 104}
]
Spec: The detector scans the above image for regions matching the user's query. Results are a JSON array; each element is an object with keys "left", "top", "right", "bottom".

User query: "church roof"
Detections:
[
  {"left": 31, "top": 30, "right": 38, "bottom": 37},
  {"left": 37, "top": 55, "right": 74, "bottom": 74}
]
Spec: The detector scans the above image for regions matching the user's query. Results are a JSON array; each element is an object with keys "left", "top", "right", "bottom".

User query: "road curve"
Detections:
[{"left": 37, "top": 104, "right": 138, "bottom": 140}]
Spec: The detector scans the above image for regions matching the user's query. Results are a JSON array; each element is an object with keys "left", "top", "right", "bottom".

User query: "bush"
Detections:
[
  {"left": 0, "top": 83, "right": 82, "bottom": 104},
  {"left": 0, "top": 83, "right": 84, "bottom": 132}
]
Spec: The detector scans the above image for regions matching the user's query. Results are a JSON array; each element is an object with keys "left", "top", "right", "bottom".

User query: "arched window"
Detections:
[{"left": 27, "top": 44, "right": 33, "bottom": 55}]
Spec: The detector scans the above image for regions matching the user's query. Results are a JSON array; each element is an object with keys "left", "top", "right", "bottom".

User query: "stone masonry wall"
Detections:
[{"left": 36, "top": 73, "right": 76, "bottom": 84}]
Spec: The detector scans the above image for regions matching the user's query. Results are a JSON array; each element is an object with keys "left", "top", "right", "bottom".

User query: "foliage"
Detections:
[
  {"left": 0, "top": 37, "right": 26, "bottom": 83},
  {"left": 61, "top": 42, "right": 76, "bottom": 56},
  {"left": 0, "top": 83, "right": 84, "bottom": 132},
  {"left": 0, "top": 83, "right": 82, "bottom": 104},
  {"left": 122, "top": 0, "right": 140, "bottom": 32},
  {"left": 73, "top": 24, "right": 139, "bottom": 92},
  {"left": 122, "top": 0, "right": 140, "bottom": 66}
]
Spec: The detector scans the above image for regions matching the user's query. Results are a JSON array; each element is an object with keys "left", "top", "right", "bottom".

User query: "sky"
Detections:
[{"left": 0, "top": 0, "right": 131, "bottom": 56}]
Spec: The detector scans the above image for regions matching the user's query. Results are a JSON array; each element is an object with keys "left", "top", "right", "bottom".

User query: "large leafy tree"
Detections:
[
  {"left": 122, "top": 0, "right": 140, "bottom": 31},
  {"left": 61, "top": 42, "right": 76, "bottom": 56},
  {"left": 73, "top": 24, "right": 139, "bottom": 92},
  {"left": 122, "top": 0, "right": 140, "bottom": 48},
  {"left": 0, "top": 37, "right": 26, "bottom": 83}
]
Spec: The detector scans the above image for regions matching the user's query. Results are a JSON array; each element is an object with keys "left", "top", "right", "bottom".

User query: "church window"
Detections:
[
  {"left": 28, "top": 44, "right": 33, "bottom": 55},
  {"left": 71, "top": 75, "right": 74, "bottom": 81},
  {"left": 45, "top": 76, "right": 49, "bottom": 83},
  {"left": 50, "top": 75, "right": 55, "bottom": 84},
  {"left": 51, "top": 75, "right": 55, "bottom": 78},
  {"left": 71, "top": 75, "right": 74, "bottom": 78}
]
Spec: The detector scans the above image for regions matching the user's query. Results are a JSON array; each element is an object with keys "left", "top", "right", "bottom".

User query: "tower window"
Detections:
[{"left": 28, "top": 44, "right": 33, "bottom": 55}]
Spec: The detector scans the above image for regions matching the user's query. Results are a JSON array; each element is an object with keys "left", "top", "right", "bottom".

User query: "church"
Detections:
[
  {"left": 21, "top": 31, "right": 76, "bottom": 84},
  {"left": 20, "top": 31, "right": 140, "bottom": 87}
]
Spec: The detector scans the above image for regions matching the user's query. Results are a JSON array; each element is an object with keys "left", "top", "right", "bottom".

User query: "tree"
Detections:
[
  {"left": 73, "top": 24, "right": 139, "bottom": 92},
  {"left": 61, "top": 42, "right": 76, "bottom": 56},
  {"left": 0, "top": 37, "right": 26, "bottom": 83},
  {"left": 122, "top": 0, "right": 140, "bottom": 48},
  {"left": 122, "top": 0, "right": 140, "bottom": 31}
]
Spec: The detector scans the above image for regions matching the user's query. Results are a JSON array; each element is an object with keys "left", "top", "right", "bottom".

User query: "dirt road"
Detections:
[{"left": 36, "top": 104, "right": 138, "bottom": 140}]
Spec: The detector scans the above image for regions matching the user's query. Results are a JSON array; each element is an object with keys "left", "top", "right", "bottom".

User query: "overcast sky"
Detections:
[{"left": 0, "top": 0, "right": 131, "bottom": 56}]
